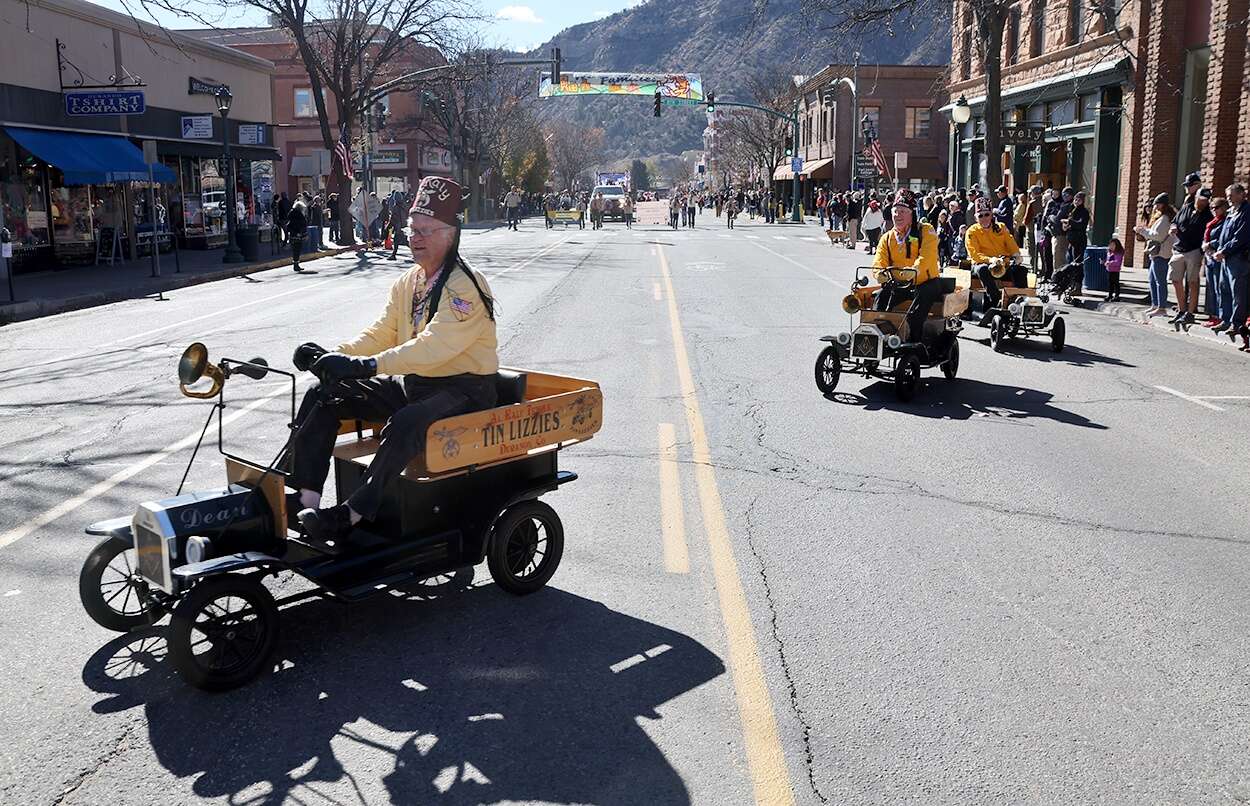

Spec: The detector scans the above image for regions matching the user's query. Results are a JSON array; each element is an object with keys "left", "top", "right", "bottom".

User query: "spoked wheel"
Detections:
[
  {"left": 989, "top": 316, "right": 1006, "bottom": 352},
  {"left": 940, "top": 339, "right": 960, "bottom": 380},
  {"left": 403, "top": 567, "right": 476, "bottom": 600},
  {"left": 168, "top": 575, "right": 279, "bottom": 691},
  {"left": 80, "top": 537, "right": 164, "bottom": 632},
  {"left": 894, "top": 354, "right": 921, "bottom": 402},
  {"left": 1051, "top": 316, "right": 1067, "bottom": 353},
  {"left": 813, "top": 346, "right": 841, "bottom": 396},
  {"left": 488, "top": 501, "right": 565, "bottom": 596}
]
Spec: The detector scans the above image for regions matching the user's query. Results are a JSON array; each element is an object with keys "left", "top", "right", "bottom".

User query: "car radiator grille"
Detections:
[
  {"left": 1022, "top": 305, "right": 1044, "bottom": 324},
  {"left": 134, "top": 522, "right": 168, "bottom": 590},
  {"left": 852, "top": 333, "right": 879, "bottom": 358}
]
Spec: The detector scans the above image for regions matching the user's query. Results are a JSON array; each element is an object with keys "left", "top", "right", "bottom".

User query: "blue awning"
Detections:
[{"left": 5, "top": 126, "right": 177, "bottom": 185}]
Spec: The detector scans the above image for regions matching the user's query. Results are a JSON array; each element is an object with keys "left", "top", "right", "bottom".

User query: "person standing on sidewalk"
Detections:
[
  {"left": 1022, "top": 186, "right": 1042, "bottom": 274},
  {"left": 327, "top": 193, "right": 340, "bottom": 244},
  {"left": 1212, "top": 183, "right": 1250, "bottom": 340},
  {"left": 1135, "top": 194, "right": 1177, "bottom": 317},
  {"left": 1201, "top": 196, "right": 1229, "bottom": 328},
  {"left": 1047, "top": 187, "right": 1074, "bottom": 278},
  {"left": 1167, "top": 174, "right": 1212, "bottom": 327},
  {"left": 504, "top": 186, "right": 522, "bottom": 231},
  {"left": 622, "top": 192, "right": 634, "bottom": 229},
  {"left": 862, "top": 199, "right": 884, "bottom": 254},
  {"left": 1103, "top": 237, "right": 1124, "bottom": 302},
  {"left": 994, "top": 185, "right": 1014, "bottom": 230},
  {"left": 845, "top": 192, "right": 862, "bottom": 249},
  {"left": 286, "top": 198, "right": 308, "bottom": 272}
]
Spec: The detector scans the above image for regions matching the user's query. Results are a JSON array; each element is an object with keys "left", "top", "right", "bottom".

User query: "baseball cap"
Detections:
[{"left": 1184, "top": 172, "right": 1201, "bottom": 187}]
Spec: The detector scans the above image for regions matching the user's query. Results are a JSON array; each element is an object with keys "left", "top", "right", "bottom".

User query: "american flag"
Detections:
[
  {"left": 867, "top": 139, "right": 889, "bottom": 177},
  {"left": 333, "top": 124, "right": 353, "bottom": 175}
]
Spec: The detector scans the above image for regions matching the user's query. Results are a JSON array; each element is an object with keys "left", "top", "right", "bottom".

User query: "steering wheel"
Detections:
[{"left": 875, "top": 267, "right": 917, "bottom": 290}]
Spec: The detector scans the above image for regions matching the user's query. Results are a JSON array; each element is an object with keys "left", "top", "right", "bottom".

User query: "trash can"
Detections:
[
  {"left": 1083, "top": 246, "right": 1109, "bottom": 292},
  {"left": 235, "top": 225, "right": 260, "bottom": 262}
]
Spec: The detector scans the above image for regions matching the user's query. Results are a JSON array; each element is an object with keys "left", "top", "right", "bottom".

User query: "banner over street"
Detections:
[{"left": 540, "top": 72, "right": 703, "bottom": 101}]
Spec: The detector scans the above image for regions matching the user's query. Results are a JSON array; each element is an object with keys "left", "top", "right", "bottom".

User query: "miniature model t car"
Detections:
[
  {"left": 947, "top": 260, "right": 1066, "bottom": 353},
  {"left": 814, "top": 266, "right": 969, "bottom": 402},
  {"left": 78, "top": 343, "right": 604, "bottom": 690}
]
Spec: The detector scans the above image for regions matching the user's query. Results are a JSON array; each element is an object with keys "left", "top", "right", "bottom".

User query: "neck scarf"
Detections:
[{"left": 412, "top": 266, "right": 444, "bottom": 329}]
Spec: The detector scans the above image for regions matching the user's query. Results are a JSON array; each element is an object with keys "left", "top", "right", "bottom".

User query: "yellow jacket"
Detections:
[
  {"left": 338, "top": 263, "right": 499, "bottom": 377},
  {"left": 965, "top": 222, "right": 1021, "bottom": 265},
  {"left": 872, "top": 221, "right": 940, "bottom": 284}
]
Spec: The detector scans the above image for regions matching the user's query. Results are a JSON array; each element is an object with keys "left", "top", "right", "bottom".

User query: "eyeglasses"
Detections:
[{"left": 977, "top": 212, "right": 993, "bottom": 219}]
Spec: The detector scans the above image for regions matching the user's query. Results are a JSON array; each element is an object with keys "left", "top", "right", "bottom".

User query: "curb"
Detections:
[
  {"left": 0, "top": 245, "right": 357, "bottom": 325},
  {"left": 1079, "top": 297, "right": 1241, "bottom": 347}
]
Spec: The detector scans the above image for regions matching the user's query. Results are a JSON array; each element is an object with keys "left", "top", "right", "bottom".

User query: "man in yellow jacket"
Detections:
[
  {"left": 291, "top": 176, "right": 499, "bottom": 549},
  {"left": 965, "top": 197, "right": 1026, "bottom": 310},
  {"left": 872, "top": 188, "right": 942, "bottom": 343}
]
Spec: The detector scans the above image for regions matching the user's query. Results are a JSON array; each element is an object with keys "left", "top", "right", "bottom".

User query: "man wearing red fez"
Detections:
[
  {"left": 290, "top": 176, "right": 500, "bottom": 549},
  {"left": 871, "top": 187, "right": 943, "bottom": 343}
]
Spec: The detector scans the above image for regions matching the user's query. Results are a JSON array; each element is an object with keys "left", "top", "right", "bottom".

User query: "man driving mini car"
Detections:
[
  {"left": 965, "top": 196, "right": 1026, "bottom": 313},
  {"left": 290, "top": 176, "right": 499, "bottom": 549},
  {"left": 872, "top": 188, "right": 942, "bottom": 343}
]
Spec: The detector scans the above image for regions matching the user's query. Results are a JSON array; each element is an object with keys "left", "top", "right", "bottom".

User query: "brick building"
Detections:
[
  {"left": 944, "top": 0, "right": 1248, "bottom": 261},
  {"left": 182, "top": 28, "right": 450, "bottom": 200},
  {"left": 780, "top": 64, "right": 949, "bottom": 208}
]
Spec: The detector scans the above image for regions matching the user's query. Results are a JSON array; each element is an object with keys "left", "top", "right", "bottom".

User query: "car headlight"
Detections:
[
  {"left": 886, "top": 334, "right": 902, "bottom": 349},
  {"left": 1045, "top": 304, "right": 1057, "bottom": 316},
  {"left": 836, "top": 332, "right": 851, "bottom": 346},
  {"left": 185, "top": 536, "right": 212, "bottom": 565},
  {"left": 1008, "top": 302, "right": 1023, "bottom": 316}
]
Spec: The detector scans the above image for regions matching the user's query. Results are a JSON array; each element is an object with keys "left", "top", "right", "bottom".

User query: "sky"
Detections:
[{"left": 91, "top": 0, "right": 642, "bottom": 53}]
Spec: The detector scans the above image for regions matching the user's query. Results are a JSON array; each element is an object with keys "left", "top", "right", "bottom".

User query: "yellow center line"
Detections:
[
  {"left": 657, "top": 246, "right": 795, "bottom": 805},
  {"left": 657, "top": 422, "right": 690, "bottom": 574}
]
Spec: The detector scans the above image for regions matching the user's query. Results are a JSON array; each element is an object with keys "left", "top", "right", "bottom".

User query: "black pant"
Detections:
[
  {"left": 1107, "top": 272, "right": 1121, "bottom": 298},
  {"left": 1038, "top": 237, "right": 1054, "bottom": 279},
  {"left": 291, "top": 374, "right": 497, "bottom": 519},
  {"left": 290, "top": 236, "right": 304, "bottom": 267},
  {"left": 974, "top": 263, "right": 1029, "bottom": 306},
  {"left": 875, "top": 277, "right": 944, "bottom": 343}
]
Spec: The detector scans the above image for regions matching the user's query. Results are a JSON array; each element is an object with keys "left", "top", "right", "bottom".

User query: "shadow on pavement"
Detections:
[
  {"left": 962, "top": 331, "right": 1135, "bottom": 367},
  {"left": 82, "top": 585, "right": 724, "bottom": 805},
  {"left": 829, "top": 378, "right": 1108, "bottom": 429}
]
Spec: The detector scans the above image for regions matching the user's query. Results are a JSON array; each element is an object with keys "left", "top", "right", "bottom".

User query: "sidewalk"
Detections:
[{"left": 0, "top": 240, "right": 356, "bottom": 325}]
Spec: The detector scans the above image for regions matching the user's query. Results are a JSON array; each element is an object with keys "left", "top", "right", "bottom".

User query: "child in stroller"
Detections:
[{"left": 1043, "top": 259, "right": 1084, "bottom": 305}]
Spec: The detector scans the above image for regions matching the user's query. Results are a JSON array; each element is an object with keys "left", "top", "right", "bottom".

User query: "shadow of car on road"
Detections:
[
  {"left": 961, "top": 331, "right": 1135, "bottom": 367},
  {"left": 82, "top": 584, "right": 724, "bottom": 805},
  {"left": 826, "top": 378, "right": 1107, "bottom": 429}
]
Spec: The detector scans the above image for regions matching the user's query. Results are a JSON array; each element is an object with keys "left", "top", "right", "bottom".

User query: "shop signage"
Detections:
[
  {"left": 791, "top": 156, "right": 804, "bottom": 173},
  {"left": 188, "top": 77, "right": 226, "bottom": 96},
  {"left": 856, "top": 166, "right": 877, "bottom": 179},
  {"left": 1001, "top": 125, "right": 1046, "bottom": 146},
  {"left": 371, "top": 145, "right": 407, "bottom": 167},
  {"left": 64, "top": 91, "right": 146, "bottom": 116},
  {"left": 418, "top": 145, "right": 453, "bottom": 174},
  {"left": 181, "top": 115, "right": 214, "bottom": 139},
  {"left": 238, "top": 124, "right": 266, "bottom": 145}
]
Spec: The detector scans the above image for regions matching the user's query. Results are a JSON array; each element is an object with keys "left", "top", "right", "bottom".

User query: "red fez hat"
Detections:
[{"left": 410, "top": 176, "right": 465, "bottom": 227}]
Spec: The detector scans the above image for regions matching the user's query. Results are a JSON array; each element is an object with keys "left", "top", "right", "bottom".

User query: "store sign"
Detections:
[
  {"left": 1001, "top": 125, "right": 1046, "bottom": 146},
  {"left": 64, "top": 91, "right": 145, "bottom": 116},
  {"left": 371, "top": 145, "right": 407, "bottom": 167},
  {"left": 238, "top": 124, "right": 266, "bottom": 145},
  {"left": 418, "top": 145, "right": 452, "bottom": 174},
  {"left": 182, "top": 115, "right": 214, "bottom": 139},
  {"left": 188, "top": 77, "right": 226, "bottom": 95}
]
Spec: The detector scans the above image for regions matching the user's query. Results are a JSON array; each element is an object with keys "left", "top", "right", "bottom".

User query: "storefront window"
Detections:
[
  {"left": 50, "top": 184, "right": 93, "bottom": 244},
  {"left": 161, "top": 156, "right": 183, "bottom": 236},
  {"left": 251, "top": 161, "right": 274, "bottom": 227},
  {"left": 1, "top": 138, "right": 51, "bottom": 248},
  {"left": 181, "top": 155, "right": 204, "bottom": 235},
  {"left": 200, "top": 158, "right": 225, "bottom": 236},
  {"left": 1047, "top": 98, "right": 1076, "bottom": 127}
]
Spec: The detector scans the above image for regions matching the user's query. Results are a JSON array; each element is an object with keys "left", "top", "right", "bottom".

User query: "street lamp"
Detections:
[
  {"left": 214, "top": 86, "right": 243, "bottom": 263},
  {"left": 951, "top": 94, "right": 972, "bottom": 125}
]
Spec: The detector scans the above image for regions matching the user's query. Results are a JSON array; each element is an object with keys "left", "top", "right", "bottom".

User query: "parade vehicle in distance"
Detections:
[
  {"left": 78, "top": 342, "right": 604, "bottom": 690},
  {"left": 592, "top": 184, "right": 628, "bottom": 221},
  {"left": 814, "top": 267, "right": 969, "bottom": 401},
  {"left": 945, "top": 260, "right": 1066, "bottom": 353}
]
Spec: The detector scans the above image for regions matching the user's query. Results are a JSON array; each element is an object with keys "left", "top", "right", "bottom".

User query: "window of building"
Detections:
[
  {"left": 861, "top": 106, "right": 881, "bottom": 138},
  {"left": 1030, "top": 0, "right": 1046, "bottom": 57},
  {"left": 1079, "top": 92, "right": 1100, "bottom": 121},
  {"left": 1025, "top": 103, "right": 1045, "bottom": 124},
  {"left": 1176, "top": 47, "right": 1211, "bottom": 195},
  {"left": 1068, "top": 0, "right": 1084, "bottom": 44},
  {"left": 1047, "top": 98, "right": 1076, "bottom": 126},
  {"left": 905, "top": 107, "right": 931, "bottom": 139},
  {"left": 294, "top": 87, "right": 328, "bottom": 118},
  {"left": 1007, "top": 5, "right": 1022, "bottom": 65},
  {"left": 961, "top": 29, "right": 973, "bottom": 80}
]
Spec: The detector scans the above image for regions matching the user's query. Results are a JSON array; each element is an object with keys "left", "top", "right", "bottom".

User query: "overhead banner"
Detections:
[{"left": 539, "top": 72, "right": 703, "bottom": 101}]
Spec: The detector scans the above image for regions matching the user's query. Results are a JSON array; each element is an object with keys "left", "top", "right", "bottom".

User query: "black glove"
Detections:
[
  {"left": 292, "top": 342, "right": 327, "bottom": 372},
  {"left": 311, "top": 352, "right": 376, "bottom": 384}
]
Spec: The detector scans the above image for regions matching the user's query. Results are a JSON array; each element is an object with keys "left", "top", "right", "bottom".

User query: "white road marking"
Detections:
[
  {"left": 749, "top": 240, "right": 849, "bottom": 289},
  {"left": 653, "top": 281, "right": 662, "bottom": 301},
  {"left": 772, "top": 236, "right": 787, "bottom": 240},
  {"left": 0, "top": 379, "right": 305, "bottom": 550},
  {"left": 1195, "top": 395, "right": 1250, "bottom": 400},
  {"left": 1154, "top": 385, "right": 1226, "bottom": 411},
  {"left": 744, "top": 235, "right": 760, "bottom": 240}
]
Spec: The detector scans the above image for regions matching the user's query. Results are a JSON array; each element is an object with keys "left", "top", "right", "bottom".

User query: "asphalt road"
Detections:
[{"left": 2, "top": 208, "right": 1250, "bottom": 805}]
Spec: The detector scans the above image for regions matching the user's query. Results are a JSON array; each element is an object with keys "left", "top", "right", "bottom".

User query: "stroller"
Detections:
[{"left": 1040, "top": 260, "right": 1083, "bottom": 305}]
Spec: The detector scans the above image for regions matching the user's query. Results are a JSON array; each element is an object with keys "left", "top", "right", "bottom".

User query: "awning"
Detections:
[
  {"left": 773, "top": 164, "right": 793, "bottom": 181},
  {"left": 288, "top": 155, "right": 322, "bottom": 177},
  {"left": 801, "top": 157, "right": 835, "bottom": 178},
  {"left": 5, "top": 126, "right": 176, "bottom": 185}
]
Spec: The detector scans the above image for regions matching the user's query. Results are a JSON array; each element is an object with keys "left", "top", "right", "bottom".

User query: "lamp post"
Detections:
[
  {"left": 950, "top": 95, "right": 972, "bottom": 189},
  {"left": 214, "top": 86, "right": 243, "bottom": 263}
]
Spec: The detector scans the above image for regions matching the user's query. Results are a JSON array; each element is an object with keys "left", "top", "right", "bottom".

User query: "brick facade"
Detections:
[{"left": 1201, "top": 0, "right": 1248, "bottom": 192}]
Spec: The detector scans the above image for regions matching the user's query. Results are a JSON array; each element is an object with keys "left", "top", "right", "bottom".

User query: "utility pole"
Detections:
[{"left": 850, "top": 52, "right": 859, "bottom": 192}]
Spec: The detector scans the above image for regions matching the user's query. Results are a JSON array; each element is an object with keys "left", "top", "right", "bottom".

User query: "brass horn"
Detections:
[
  {"left": 989, "top": 260, "right": 1008, "bottom": 279},
  {"left": 177, "top": 342, "right": 225, "bottom": 399},
  {"left": 841, "top": 293, "right": 862, "bottom": 315}
]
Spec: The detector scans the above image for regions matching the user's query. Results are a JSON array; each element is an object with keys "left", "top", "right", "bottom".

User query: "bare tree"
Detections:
[
  {"left": 714, "top": 64, "right": 795, "bottom": 186},
  {"left": 546, "top": 120, "right": 604, "bottom": 191}
]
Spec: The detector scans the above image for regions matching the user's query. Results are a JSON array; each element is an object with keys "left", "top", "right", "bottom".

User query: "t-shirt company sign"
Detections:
[{"left": 64, "top": 91, "right": 146, "bottom": 116}]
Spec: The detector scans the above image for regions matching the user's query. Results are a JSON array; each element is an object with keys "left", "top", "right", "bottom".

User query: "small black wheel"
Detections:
[
  {"left": 1007, "top": 318, "right": 1021, "bottom": 339},
  {"left": 80, "top": 537, "right": 163, "bottom": 632},
  {"left": 1051, "top": 316, "right": 1066, "bottom": 353},
  {"left": 168, "top": 575, "right": 279, "bottom": 691},
  {"left": 940, "top": 339, "right": 960, "bottom": 380},
  {"left": 488, "top": 501, "right": 564, "bottom": 596},
  {"left": 814, "top": 346, "right": 841, "bottom": 396},
  {"left": 989, "top": 317, "right": 1005, "bottom": 352},
  {"left": 894, "top": 354, "right": 921, "bottom": 402}
]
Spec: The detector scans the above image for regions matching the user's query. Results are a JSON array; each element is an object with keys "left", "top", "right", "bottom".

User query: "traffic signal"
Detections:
[
  {"left": 707, "top": 92, "right": 715, "bottom": 113},
  {"left": 785, "top": 144, "right": 793, "bottom": 157},
  {"left": 551, "top": 47, "right": 562, "bottom": 84},
  {"left": 653, "top": 90, "right": 662, "bottom": 117}
]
